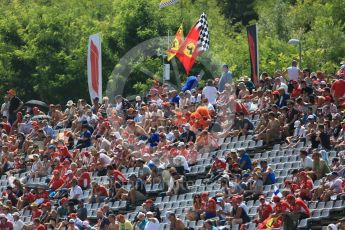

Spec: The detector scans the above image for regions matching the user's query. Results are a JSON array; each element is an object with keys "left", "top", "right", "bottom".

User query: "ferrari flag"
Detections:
[
  {"left": 176, "top": 13, "right": 210, "bottom": 73},
  {"left": 87, "top": 33, "right": 102, "bottom": 103},
  {"left": 166, "top": 25, "right": 184, "bottom": 61},
  {"left": 247, "top": 24, "right": 259, "bottom": 84}
]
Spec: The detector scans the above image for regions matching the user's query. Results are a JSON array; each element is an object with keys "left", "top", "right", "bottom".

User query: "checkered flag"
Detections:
[{"left": 196, "top": 13, "right": 210, "bottom": 52}]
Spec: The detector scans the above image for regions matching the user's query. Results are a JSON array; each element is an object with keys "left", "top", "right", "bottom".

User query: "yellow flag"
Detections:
[{"left": 166, "top": 25, "right": 184, "bottom": 61}]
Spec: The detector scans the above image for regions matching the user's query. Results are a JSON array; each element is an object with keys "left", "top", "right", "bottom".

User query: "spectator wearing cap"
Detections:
[
  {"left": 216, "top": 197, "right": 231, "bottom": 221},
  {"left": 243, "top": 171, "right": 263, "bottom": 201},
  {"left": 314, "top": 171, "right": 343, "bottom": 201},
  {"left": 260, "top": 160, "right": 276, "bottom": 185},
  {"left": 225, "top": 112, "right": 254, "bottom": 138},
  {"left": 136, "top": 158, "right": 151, "bottom": 181},
  {"left": 12, "top": 212, "right": 23, "bottom": 230},
  {"left": 330, "top": 157, "right": 344, "bottom": 175},
  {"left": 332, "top": 71, "right": 345, "bottom": 103},
  {"left": 337, "top": 217, "right": 345, "bottom": 230},
  {"left": 286, "top": 120, "right": 305, "bottom": 146},
  {"left": 89, "top": 181, "right": 108, "bottom": 203},
  {"left": 179, "top": 123, "right": 196, "bottom": 143},
  {"left": 322, "top": 96, "right": 337, "bottom": 115},
  {"left": 29, "top": 153, "right": 43, "bottom": 178},
  {"left": 294, "top": 171, "right": 314, "bottom": 201},
  {"left": 254, "top": 195, "right": 273, "bottom": 224},
  {"left": 141, "top": 199, "right": 161, "bottom": 222},
  {"left": 203, "top": 219, "right": 219, "bottom": 230},
  {"left": 116, "top": 214, "right": 133, "bottom": 230},
  {"left": 290, "top": 80, "right": 302, "bottom": 98},
  {"left": 76, "top": 124, "right": 92, "bottom": 150},
  {"left": 219, "top": 64, "right": 233, "bottom": 92},
  {"left": 134, "top": 212, "right": 147, "bottom": 230},
  {"left": 144, "top": 211, "right": 160, "bottom": 230},
  {"left": 5, "top": 186, "right": 18, "bottom": 207},
  {"left": 227, "top": 196, "right": 250, "bottom": 226},
  {"left": 309, "top": 150, "right": 331, "bottom": 180},
  {"left": 282, "top": 195, "right": 309, "bottom": 230}
]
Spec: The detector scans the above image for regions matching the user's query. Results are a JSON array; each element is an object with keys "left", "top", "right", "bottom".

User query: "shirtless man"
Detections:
[
  {"left": 126, "top": 119, "right": 149, "bottom": 139},
  {"left": 168, "top": 212, "right": 185, "bottom": 230},
  {"left": 256, "top": 112, "right": 280, "bottom": 143}
]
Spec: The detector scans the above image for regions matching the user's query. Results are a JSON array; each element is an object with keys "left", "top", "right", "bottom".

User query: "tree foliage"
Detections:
[{"left": 0, "top": 0, "right": 344, "bottom": 103}]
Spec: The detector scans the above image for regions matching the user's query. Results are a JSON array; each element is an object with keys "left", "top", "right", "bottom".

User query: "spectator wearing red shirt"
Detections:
[
  {"left": 286, "top": 194, "right": 310, "bottom": 219},
  {"left": 49, "top": 170, "right": 65, "bottom": 191},
  {"left": 290, "top": 80, "right": 302, "bottom": 98},
  {"left": 111, "top": 169, "right": 128, "bottom": 184},
  {"left": 272, "top": 196, "right": 290, "bottom": 214},
  {"left": 0, "top": 214, "right": 13, "bottom": 230},
  {"left": 254, "top": 195, "right": 273, "bottom": 224},
  {"left": 296, "top": 171, "right": 313, "bottom": 201},
  {"left": 331, "top": 75, "right": 345, "bottom": 101},
  {"left": 78, "top": 166, "right": 91, "bottom": 190},
  {"left": 284, "top": 180, "right": 300, "bottom": 194},
  {"left": 0, "top": 116, "right": 11, "bottom": 134},
  {"left": 31, "top": 203, "right": 42, "bottom": 219},
  {"left": 33, "top": 218, "right": 46, "bottom": 230},
  {"left": 58, "top": 146, "right": 73, "bottom": 159},
  {"left": 90, "top": 182, "right": 108, "bottom": 203}
]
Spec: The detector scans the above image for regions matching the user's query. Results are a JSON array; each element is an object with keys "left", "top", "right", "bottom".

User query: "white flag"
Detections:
[{"left": 87, "top": 33, "right": 102, "bottom": 103}]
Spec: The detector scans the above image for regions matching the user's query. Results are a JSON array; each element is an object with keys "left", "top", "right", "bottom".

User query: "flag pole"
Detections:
[{"left": 256, "top": 24, "right": 260, "bottom": 80}]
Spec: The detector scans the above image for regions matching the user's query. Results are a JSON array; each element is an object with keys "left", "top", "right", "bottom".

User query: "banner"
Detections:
[
  {"left": 176, "top": 12, "right": 210, "bottom": 73},
  {"left": 87, "top": 33, "right": 102, "bottom": 103},
  {"left": 160, "top": 0, "right": 179, "bottom": 8},
  {"left": 167, "top": 25, "right": 184, "bottom": 61},
  {"left": 247, "top": 24, "right": 259, "bottom": 85}
]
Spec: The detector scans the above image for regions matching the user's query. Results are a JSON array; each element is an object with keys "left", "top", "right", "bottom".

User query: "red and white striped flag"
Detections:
[{"left": 87, "top": 33, "right": 102, "bottom": 103}]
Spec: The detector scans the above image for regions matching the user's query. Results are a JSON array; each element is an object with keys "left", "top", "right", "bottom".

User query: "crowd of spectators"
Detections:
[{"left": 0, "top": 61, "right": 344, "bottom": 230}]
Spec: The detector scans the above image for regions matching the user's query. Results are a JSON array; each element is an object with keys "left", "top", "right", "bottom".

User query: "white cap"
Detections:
[
  {"left": 294, "top": 120, "right": 301, "bottom": 128},
  {"left": 82, "top": 221, "right": 90, "bottom": 227},
  {"left": 177, "top": 142, "right": 185, "bottom": 147},
  {"left": 0, "top": 214, "right": 6, "bottom": 219},
  {"left": 307, "top": 115, "right": 315, "bottom": 120},
  {"left": 136, "top": 96, "right": 142, "bottom": 101},
  {"left": 65, "top": 170, "right": 72, "bottom": 175}
]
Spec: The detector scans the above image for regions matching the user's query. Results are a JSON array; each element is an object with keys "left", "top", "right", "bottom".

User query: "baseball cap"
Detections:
[
  {"left": 307, "top": 115, "right": 315, "bottom": 120},
  {"left": 327, "top": 172, "right": 339, "bottom": 177},
  {"left": 216, "top": 197, "right": 224, "bottom": 203}
]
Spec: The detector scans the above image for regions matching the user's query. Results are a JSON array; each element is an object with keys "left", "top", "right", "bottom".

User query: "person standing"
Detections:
[
  {"left": 7, "top": 89, "right": 23, "bottom": 125},
  {"left": 283, "top": 60, "right": 301, "bottom": 93},
  {"left": 219, "top": 64, "right": 233, "bottom": 92}
]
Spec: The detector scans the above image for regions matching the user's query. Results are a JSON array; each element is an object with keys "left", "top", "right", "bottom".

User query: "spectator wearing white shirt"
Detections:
[
  {"left": 300, "top": 149, "right": 313, "bottom": 170},
  {"left": 273, "top": 77, "right": 288, "bottom": 94},
  {"left": 202, "top": 80, "right": 218, "bottom": 105},
  {"left": 12, "top": 212, "right": 24, "bottom": 230},
  {"left": 144, "top": 212, "right": 160, "bottom": 230},
  {"left": 69, "top": 178, "right": 83, "bottom": 204},
  {"left": 216, "top": 197, "right": 232, "bottom": 219},
  {"left": 287, "top": 120, "right": 306, "bottom": 144}
]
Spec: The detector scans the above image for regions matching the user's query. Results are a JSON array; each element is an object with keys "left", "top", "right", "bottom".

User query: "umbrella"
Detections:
[
  {"left": 32, "top": 115, "right": 51, "bottom": 120},
  {"left": 25, "top": 100, "right": 48, "bottom": 108}
]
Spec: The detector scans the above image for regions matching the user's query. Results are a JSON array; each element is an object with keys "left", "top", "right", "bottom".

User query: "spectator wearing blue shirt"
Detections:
[
  {"left": 204, "top": 219, "right": 219, "bottom": 230},
  {"left": 76, "top": 124, "right": 91, "bottom": 149},
  {"left": 238, "top": 148, "right": 252, "bottom": 171},
  {"left": 169, "top": 90, "right": 180, "bottom": 106},
  {"left": 147, "top": 128, "right": 160, "bottom": 148},
  {"left": 260, "top": 160, "right": 276, "bottom": 185},
  {"left": 182, "top": 75, "right": 200, "bottom": 92},
  {"left": 218, "top": 64, "right": 233, "bottom": 92},
  {"left": 42, "top": 120, "right": 55, "bottom": 139}
]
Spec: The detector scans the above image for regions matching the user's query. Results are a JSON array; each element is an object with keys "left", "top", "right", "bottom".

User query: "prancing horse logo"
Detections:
[{"left": 184, "top": 42, "right": 196, "bottom": 58}]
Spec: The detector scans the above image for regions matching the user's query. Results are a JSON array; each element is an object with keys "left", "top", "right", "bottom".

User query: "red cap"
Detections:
[
  {"left": 325, "top": 96, "right": 332, "bottom": 102},
  {"left": 68, "top": 213, "right": 77, "bottom": 219},
  {"left": 284, "top": 180, "right": 291, "bottom": 185},
  {"left": 272, "top": 196, "right": 281, "bottom": 202},
  {"left": 272, "top": 91, "right": 280, "bottom": 95},
  {"left": 60, "top": 197, "right": 68, "bottom": 204},
  {"left": 145, "top": 199, "right": 153, "bottom": 204},
  {"left": 53, "top": 170, "right": 59, "bottom": 175},
  {"left": 298, "top": 171, "right": 307, "bottom": 177},
  {"left": 291, "top": 80, "right": 298, "bottom": 84},
  {"left": 286, "top": 194, "right": 295, "bottom": 200}
]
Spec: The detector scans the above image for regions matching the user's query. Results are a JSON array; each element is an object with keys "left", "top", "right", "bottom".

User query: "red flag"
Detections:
[
  {"left": 87, "top": 33, "right": 102, "bottom": 103},
  {"left": 176, "top": 13, "right": 209, "bottom": 73}
]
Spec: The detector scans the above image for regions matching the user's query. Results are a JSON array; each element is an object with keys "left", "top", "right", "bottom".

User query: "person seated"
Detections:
[
  {"left": 253, "top": 195, "right": 273, "bottom": 224},
  {"left": 283, "top": 194, "right": 310, "bottom": 230},
  {"left": 89, "top": 181, "right": 108, "bottom": 203},
  {"left": 115, "top": 174, "right": 146, "bottom": 205},
  {"left": 167, "top": 212, "right": 186, "bottom": 230},
  {"left": 205, "top": 155, "right": 226, "bottom": 184},
  {"left": 226, "top": 196, "right": 250, "bottom": 226},
  {"left": 313, "top": 172, "right": 343, "bottom": 201},
  {"left": 295, "top": 171, "right": 313, "bottom": 201},
  {"left": 254, "top": 112, "right": 280, "bottom": 144}
]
